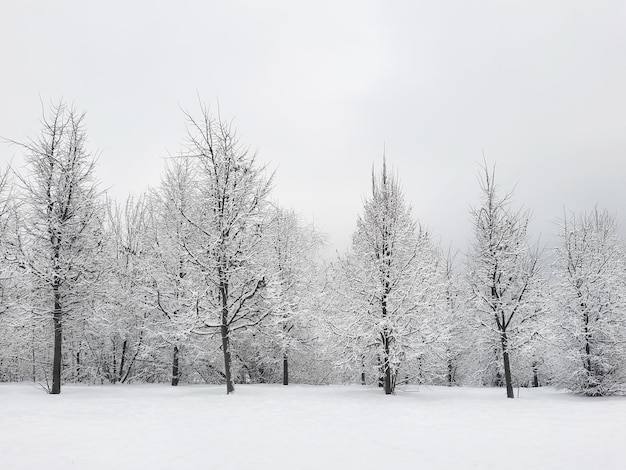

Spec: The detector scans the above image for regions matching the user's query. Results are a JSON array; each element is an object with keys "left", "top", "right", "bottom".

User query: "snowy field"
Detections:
[{"left": 1, "top": 383, "right": 625, "bottom": 469}]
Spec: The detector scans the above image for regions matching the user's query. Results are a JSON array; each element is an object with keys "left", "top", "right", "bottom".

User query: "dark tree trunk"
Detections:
[
  {"left": 383, "top": 330, "right": 392, "bottom": 395},
  {"left": 221, "top": 322, "right": 233, "bottom": 393},
  {"left": 31, "top": 342, "right": 36, "bottom": 383},
  {"left": 583, "top": 312, "right": 592, "bottom": 374},
  {"left": 171, "top": 345, "right": 180, "bottom": 386},
  {"left": 501, "top": 332, "right": 514, "bottom": 399},
  {"left": 381, "top": 283, "right": 393, "bottom": 395},
  {"left": 532, "top": 362, "right": 539, "bottom": 388},
  {"left": 218, "top": 265, "right": 234, "bottom": 394},
  {"left": 282, "top": 353, "right": 288, "bottom": 386},
  {"left": 220, "top": 279, "right": 234, "bottom": 393},
  {"left": 51, "top": 282, "right": 62, "bottom": 395},
  {"left": 111, "top": 341, "right": 117, "bottom": 384},
  {"left": 495, "top": 370, "right": 503, "bottom": 388},
  {"left": 118, "top": 339, "right": 128, "bottom": 384},
  {"left": 361, "top": 355, "right": 366, "bottom": 386},
  {"left": 76, "top": 350, "right": 81, "bottom": 380}
]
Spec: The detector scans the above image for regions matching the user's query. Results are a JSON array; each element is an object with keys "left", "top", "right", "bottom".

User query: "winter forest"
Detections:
[{"left": 1, "top": 100, "right": 626, "bottom": 399}]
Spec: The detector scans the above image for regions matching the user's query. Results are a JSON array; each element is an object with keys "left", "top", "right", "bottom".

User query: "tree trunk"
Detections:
[
  {"left": 532, "top": 362, "right": 539, "bottom": 388},
  {"left": 171, "top": 345, "right": 180, "bottom": 386},
  {"left": 51, "top": 282, "right": 62, "bottom": 395},
  {"left": 282, "top": 353, "right": 288, "bottom": 386},
  {"left": 31, "top": 341, "right": 36, "bottom": 383},
  {"left": 501, "top": 332, "right": 514, "bottom": 399},
  {"left": 361, "top": 356, "right": 366, "bottom": 385},
  {"left": 219, "top": 271, "right": 234, "bottom": 394},
  {"left": 221, "top": 323, "right": 234, "bottom": 393},
  {"left": 495, "top": 370, "right": 503, "bottom": 387},
  {"left": 118, "top": 339, "right": 128, "bottom": 384},
  {"left": 76, "top": 350, "right": 81, "bottom": 382},
  {"left": 383, "top": 330, "right": 392, "bottom": 395},
  {"left": 381, "top": 282, "right": 393, "bottom": 395},
  {"left": 583, "top": 312, "right": 592, "bottom": 374},
  {"left": 220, "top": 278, "right": 234, "bottom": 393},
  {"left": 111, "top": 341, "right": 117, "bottom": 384}
]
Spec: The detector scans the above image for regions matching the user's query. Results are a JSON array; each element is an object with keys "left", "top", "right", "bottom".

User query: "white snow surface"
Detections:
[{"left": 1, "top": 383, "right": 624, "bottom": 469}]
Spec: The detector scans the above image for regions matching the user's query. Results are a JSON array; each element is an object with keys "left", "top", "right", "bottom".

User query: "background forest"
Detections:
[{"left": 1, "top": 101, "right": 625, "bottom": 398}]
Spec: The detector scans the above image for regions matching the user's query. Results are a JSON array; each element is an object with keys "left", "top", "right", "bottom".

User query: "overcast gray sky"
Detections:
[{"left": 2, "top": 1, "right": 626, "bottom": 254}]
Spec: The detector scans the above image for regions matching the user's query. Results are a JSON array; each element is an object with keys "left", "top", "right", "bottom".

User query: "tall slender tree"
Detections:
[
  {"left": 467, "top": 163, "right": 541, "bottom": 398},
  {"left": 11, "top": 101, "right": 102, "bottom": 394}
]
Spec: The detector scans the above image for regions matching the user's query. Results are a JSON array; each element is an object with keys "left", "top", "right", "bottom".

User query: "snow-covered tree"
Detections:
[
  {"left": 241, "top": 206, "right": 326, "bottom": 385},
  {"left": 10, "top": 102, "right": 103, "bottom": 393},
  {"left": 467, "top": 163, "right": 541, "bottom": 398},
  {"left": 439, "top": 250, "right": 467, "bottom": 386},
  {"left": 177, "top": 104, "right": 274, "bottom": 394},
  {"left": 150, "top": 158, "right": 204, "bottom": 385},
  {"left": 0, "top": 166, "right": 21, "bottom": 381},
  {"left": 96, "top": 194, "right": 154, "bottom": 384},
  {"left": 549, "top": 209, "right": 626, "bottom": 396},
  {"left": 334, "top": 160, "right": 444, "bottom": 394}
]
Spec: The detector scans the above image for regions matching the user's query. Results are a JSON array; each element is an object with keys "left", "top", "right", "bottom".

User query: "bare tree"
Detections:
[{"left": 467, "top": 163, "right": 541, "bottom": 398}]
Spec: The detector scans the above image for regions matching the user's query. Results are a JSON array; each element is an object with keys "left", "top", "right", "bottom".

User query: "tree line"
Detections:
[{"left": 1, "top": 100, "right": 625, "bottom": 397}]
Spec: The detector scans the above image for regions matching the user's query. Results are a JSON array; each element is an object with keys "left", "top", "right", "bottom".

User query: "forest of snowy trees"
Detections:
[{"left": 1, "top": 101, "right": 625, "bottom": 397}]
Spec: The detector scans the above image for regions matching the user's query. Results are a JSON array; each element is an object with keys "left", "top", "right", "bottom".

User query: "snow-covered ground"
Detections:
[{"left": 1, "top": 383, "right": 624, "bottom": 469}]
